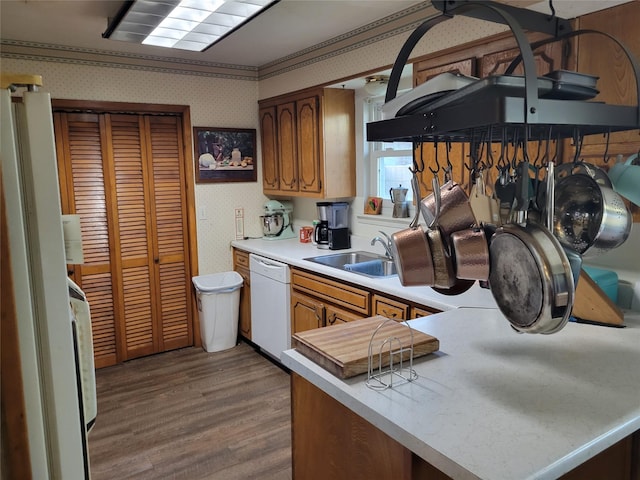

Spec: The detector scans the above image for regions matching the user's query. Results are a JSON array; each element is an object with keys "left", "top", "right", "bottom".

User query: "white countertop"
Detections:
[
  {"left": 231, "top": 236, "right": 498, "bottom": 311},
  {"left": 281, "top": 308, "right": 640, "bottom": 480}
]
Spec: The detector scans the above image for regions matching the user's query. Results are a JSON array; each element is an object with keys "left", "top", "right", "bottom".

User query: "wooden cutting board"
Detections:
[{"left": 292, "top": 315, "right": 439, "bottom": 379}]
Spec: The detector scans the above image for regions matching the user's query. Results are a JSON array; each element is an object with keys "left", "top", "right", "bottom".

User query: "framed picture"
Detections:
[{"left": 193, "top": 127, "right": 257, "bottom": 183}]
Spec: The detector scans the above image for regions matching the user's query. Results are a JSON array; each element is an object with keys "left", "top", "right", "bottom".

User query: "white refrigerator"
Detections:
[{"left": 1, "top": 75, "right": 90, "bottom": 478}]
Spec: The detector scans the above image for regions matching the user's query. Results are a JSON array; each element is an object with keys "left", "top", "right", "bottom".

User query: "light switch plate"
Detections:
[{"left": 235, "top": 207, "right": 244, "bottom": 239}]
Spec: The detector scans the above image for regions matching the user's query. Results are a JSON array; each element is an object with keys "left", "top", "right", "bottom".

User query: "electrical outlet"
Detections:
[{"left": 234, "top": 207, "right": 244, "bottom": 239}]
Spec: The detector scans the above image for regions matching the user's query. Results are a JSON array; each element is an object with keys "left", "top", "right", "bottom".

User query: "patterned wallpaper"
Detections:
[
  {"left": 2, "top": 15, "right": 506, "bottom": 275},
  {"left": 3, "top": 57, "right": 266, "bottom": 276}
]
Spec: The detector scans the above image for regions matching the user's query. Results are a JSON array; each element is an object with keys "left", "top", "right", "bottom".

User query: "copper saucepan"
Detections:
[
  {"left": 450, "top": 227, "right": 490, "bottom": 281},
  {"left": 390, "top": 174, "right": 434, "bottom": 286},
  {"left": 420, "top": 178, "right": 477, "bottom": 240},
  {"left": 425, "top": 175, "right": 457, "bottom": 290}
]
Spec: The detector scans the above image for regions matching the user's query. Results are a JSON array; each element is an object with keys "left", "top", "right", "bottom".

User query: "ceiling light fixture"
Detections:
[
  {"left": 103, "top": 0, "right": 279, "bottom": 52},
  {"left": 364, "top": 75, "right": 389, "bottom": 97}
]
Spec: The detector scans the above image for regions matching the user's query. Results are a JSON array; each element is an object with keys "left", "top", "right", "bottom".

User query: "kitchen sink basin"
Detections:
[{"left": 304, "top": 251, "right": 397, "bottom": 278}]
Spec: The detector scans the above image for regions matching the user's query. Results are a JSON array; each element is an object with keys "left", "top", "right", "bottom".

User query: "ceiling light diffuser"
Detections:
[{"left": 103, "top": 0, "right": 278, "bottom": 52}]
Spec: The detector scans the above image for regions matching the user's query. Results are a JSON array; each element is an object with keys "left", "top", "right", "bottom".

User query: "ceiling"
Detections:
[{"left": 0, "top": 0, "right": 630, "bottom": 71}]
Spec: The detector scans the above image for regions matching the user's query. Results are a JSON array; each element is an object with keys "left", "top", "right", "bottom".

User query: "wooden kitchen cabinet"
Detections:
[
  {"left": 259, "top": 106, "right": 279, "bottom": 191},
  {"left": 232, "top": 248, "right": 251, "bottom": 340},
  {"left": 290, "top": 266, "right": 439, "bottom": 334},
  {"left": 325, "top": 303, "right": 363, "bottom": 327},
  {"left": 291, "top": 290, "right": 325, "bottom": 334},
  {"left": 290, "top": 267, "right": 370, "bottom": 334},
  {"left": 372, "top": 294, "right": 409, "bottom": 321},
  {"left": 258, "top": 87, "right": 356, "bottom": 198},
  {"left": 410, "top": 305, "right": 439, "bottom": 319}
]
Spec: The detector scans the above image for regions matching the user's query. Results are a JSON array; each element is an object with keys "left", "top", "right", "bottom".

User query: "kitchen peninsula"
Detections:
[
  {"left": 232, "top": 236, "right": 640, "bottom": 479},
  {"left": 283, "top": 309, "right": 640, "bottom": 480}
]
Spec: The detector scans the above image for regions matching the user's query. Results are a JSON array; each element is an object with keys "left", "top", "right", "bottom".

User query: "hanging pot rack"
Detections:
[{"left": 366, "top": 0, "right": 640, "bottom": 145}]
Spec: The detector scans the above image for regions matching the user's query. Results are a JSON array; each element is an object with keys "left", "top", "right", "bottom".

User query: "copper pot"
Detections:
[
  {"left": 390, "top": 175, "right": 435, "bottom": 286},
  {"left": 424, "top": 176, "right": 456, "bottom": 289},
  {"left": 391, "top": 226, "right": 434, "bottom": 286},
  {"left": 420, "top": 179, "right": 476, "bottom": 240},
  {"left": 451, "top": 227, "right": 490, "bottom": 281}
]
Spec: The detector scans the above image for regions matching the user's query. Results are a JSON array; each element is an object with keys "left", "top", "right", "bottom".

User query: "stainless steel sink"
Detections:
[{"left": 304, "top": 251, "right": 397, "bottom": 278}]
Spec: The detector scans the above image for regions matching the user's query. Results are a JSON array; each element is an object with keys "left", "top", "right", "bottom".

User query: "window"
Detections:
[{"left": 366, "top": 99, "right": 414, "bottom": 202}]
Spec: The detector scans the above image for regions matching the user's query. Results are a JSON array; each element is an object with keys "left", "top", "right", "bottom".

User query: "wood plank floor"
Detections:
[{"left": 88, "top": 342, "right": 292, "bottom": 480}]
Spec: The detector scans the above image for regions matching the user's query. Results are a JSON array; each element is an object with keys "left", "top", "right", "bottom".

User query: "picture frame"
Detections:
[{"left": 193, "top": 127, "right": 257, "bottom": 183}]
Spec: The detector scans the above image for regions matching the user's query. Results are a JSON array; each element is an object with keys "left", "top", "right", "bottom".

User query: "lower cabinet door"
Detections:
[
  {"left": 325, "top": 304, "right": 364, "bottom": 327},
  {"left": 291, "top": 290, "right": 325, "bottom": 334}
]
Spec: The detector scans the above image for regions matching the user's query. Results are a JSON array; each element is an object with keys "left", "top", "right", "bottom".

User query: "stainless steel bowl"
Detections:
[
  {"left": 260, "top": 213, "right": 284, "bottom": 237},
  {"left": 554, "top": 173, "right": 631, "bottom": 257}
]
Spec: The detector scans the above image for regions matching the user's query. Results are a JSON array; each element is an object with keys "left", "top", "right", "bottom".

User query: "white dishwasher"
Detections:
[{"left": 249, "top": 253, "right": 291, "bottom": 360}]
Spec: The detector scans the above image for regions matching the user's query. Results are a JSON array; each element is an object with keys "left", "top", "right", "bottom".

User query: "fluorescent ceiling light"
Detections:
[{"left": 104, "top": 0, "right": 278, "bottom": 52}]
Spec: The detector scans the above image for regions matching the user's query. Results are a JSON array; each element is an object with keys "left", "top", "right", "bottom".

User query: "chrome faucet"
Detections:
[{"left": 371, "top": 230, "right": 393, "bottom": 259}]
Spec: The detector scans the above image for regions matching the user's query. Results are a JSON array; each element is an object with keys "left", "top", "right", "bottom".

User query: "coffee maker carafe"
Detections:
[{"left": 314, "top": 202, "right": 331, "bottom": 249}]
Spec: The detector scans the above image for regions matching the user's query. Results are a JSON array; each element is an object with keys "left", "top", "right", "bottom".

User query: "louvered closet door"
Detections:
[
  {"left": 143, "top": 115, "right": 192, "bottom": 351},
  {"left": 106, "top": 114, "right": 157, "bottom": 360},
  {"left": 54, "top": 113, "right": 119, "bottom": 368},
  {"left": 55, "top": 110, "right": 193, "bottom": 366}
]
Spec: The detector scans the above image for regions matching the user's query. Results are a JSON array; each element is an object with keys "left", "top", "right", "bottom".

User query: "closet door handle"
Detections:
[{"left": 154, "top": 258, "right": 159, "bottom": 264}]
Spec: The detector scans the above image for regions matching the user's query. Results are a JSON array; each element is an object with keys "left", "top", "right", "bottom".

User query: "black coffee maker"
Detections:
[{"left": 314, "top": 202, "right": 330, "bottom": 249}]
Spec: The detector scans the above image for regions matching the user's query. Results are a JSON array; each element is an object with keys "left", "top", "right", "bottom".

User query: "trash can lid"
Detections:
[{"left": 192, "top": 271, "right": 243, "bottom": 293}]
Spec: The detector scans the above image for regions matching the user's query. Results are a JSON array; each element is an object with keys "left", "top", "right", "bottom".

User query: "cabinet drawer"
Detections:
[
  {"left": 325, "top": 304, "right": 365, "bottom": 327},
  {"left": 233, "top": 248, "right": 250, "bottom": 269},
  {"left": 372, "top": 294, "right": 409, "bottom": 321},
  {"left": 410, "top": 305, "right": 440, "bottom": 319},
  {"left": 291, "top": 268, "right": 370, "bottom": 315}
]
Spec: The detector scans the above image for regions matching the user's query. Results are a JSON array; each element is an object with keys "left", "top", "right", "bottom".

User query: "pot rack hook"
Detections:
[
  {"left": 428, "top": 140, "right": 440, "bottom": 176},
  {"left": 497, "top": 127, "right": 508, "bottom": 168},
  {"left": 572, "top": 129, "right": 584, "bottom": 164},
  {"left": 485, "top": 126, "right": 495, "bottom": 171},
  {"left": 465, "top": 130, "right": 478, "bottom": 172},
  {"left": 510, "top": 130, "right": 520, "bottom": 169},
  {"left": 446, "top": 139, "right": 454, "bottom": 172},
  {"left": 602, "top": 129, "right": 612, "bottom": 163},
  {"left": 412, "top": 137, "right": 426, "bottom": 174},
  {"left": 532, "top": 137, "right": 543, "bottom": 166}
]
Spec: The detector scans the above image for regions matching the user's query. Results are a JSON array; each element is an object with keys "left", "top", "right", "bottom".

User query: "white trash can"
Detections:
[{"left": 192, "top": 271, "right": 243, "bottom": 352}]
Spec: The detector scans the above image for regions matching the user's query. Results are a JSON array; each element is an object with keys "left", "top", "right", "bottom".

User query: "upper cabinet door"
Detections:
[
  {"left": 296, "top": 95, "right": 322, "bottom": 194},
  {"left": 479, "top": 41, "right": 564, "bottom": 78},
  {"left": 259, "top": 106, "right": 279, "bottom": 193},
  {"left": 258, "top": 87, "right": 355, "bottom": 198},
  {"left": 277, "top": 101, "right": 299, "bottom": 193}
]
